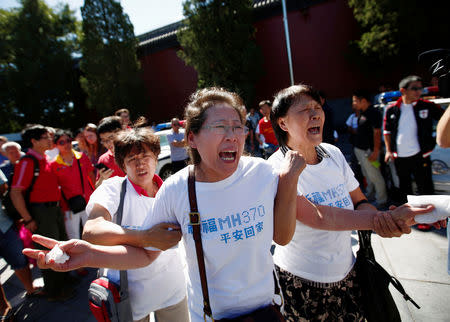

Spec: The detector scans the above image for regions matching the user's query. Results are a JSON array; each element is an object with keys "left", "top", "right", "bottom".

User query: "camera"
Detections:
[{"left": 418, "top": 48, "right": 450, "bottom": 97}]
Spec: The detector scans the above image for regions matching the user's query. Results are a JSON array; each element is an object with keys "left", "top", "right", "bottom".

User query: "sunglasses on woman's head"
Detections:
[{"left": 57, "top": 139, "right": 72, "bottom": 145}]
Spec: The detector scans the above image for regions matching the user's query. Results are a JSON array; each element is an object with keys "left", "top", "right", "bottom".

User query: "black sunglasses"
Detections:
[{"left": 57, "top": 139, "right": 72, "bottom": 145}]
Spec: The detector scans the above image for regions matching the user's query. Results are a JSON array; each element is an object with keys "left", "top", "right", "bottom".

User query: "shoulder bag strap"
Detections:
[
  {"left": 97, "top": 179, "right": 129, "bottom": 296},
  {"left": 116, "top": 179, "right": 129, "bottom": 296},
  {"left": 22, "top": 155, "right": 40, "bottom": 203},
  {"left": 188, "top": 165, "right": 214, "bottom": 321},
  {"left": 76, "top": 157, "right": 85, "bottom": 195}
]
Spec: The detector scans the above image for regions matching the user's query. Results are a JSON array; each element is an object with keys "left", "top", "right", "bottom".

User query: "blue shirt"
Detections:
[
  {"left": 0, "top": 161, "right": 13, "bottom": 182},
  {"left": 167, "top": 129, "right": 188, "bottom": 162},
  {"left": 0, "top": 169, "right": 13, "bottom": 233}
]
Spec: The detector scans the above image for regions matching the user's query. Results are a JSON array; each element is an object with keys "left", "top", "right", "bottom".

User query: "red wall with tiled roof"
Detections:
[
  {"left": 138, "top": 0, "right": 380, "bottom": 123},
  {"left": 140, "top": 47, "right": 197, "bottom": 122}
]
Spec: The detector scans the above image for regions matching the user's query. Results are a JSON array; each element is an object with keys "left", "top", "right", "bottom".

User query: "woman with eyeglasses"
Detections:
[
  {"left": 25, "top": 87, "right": 306, "bottom": 321},
  {"left": 50, "top": 129, "right": 95, "bottom": 242}
]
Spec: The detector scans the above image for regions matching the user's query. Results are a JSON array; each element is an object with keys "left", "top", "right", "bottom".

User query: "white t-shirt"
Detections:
[
  {"left": 268, "top": 144, "right": 359, "bottom": 283},
  {"left": 86, "top": 177, "right": 187, "bottom": 320},
  {"left": 143, "top": 156, "right": 279, "bottom": 321},
  {"left": 396, "top": 103, "right": 421, "bottom": 157},
  {"left": 45, "top": 147, "right": 59, "bottom": 161}
]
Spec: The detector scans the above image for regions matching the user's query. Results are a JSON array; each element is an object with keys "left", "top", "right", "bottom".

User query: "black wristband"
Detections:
[
  {"left": 23, "top": 218, "right": 34, "bottom": 225},
  {"left": 354, "top": 199, "right": 369, "bottom": 209}
]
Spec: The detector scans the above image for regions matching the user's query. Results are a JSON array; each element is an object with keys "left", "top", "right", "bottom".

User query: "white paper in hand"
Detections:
[
  {"left": 407, "top": 195, "right": 450, "bottom": 224},
  {"left": 45, "top": 245, "right": 70, "bottom": 264}
]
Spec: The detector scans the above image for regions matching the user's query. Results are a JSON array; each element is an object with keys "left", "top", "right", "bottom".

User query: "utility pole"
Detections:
[{"left": 281, "top": 0, "right": 294, "bottom": 86}]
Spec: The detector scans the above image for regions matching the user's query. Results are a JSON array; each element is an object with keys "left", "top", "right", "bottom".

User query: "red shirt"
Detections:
[
  {"left": 50, "top": 150, "right": 95, "bottom": 202},
  {"left": 97, "top": 150, "right": 125, "bottom": 178},
  {"left": 128, "top": 175, "right": 163, "bottom": 197},
  {"left": 12, "top": 149, "right": 60, "bottom": 203},
  {"left": 258, "top": 118, "right": 278, "bottom": 146}
]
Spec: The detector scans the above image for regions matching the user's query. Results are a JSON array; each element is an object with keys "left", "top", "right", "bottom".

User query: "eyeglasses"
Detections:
[
  {"left": 100, "top": 136, "right": 116, "bottom": 145},
  {"left": 57, "top": 139, "right": 71, "bottom": 146},
  {"left": 408, "top": 86, "right": 423, "bottom": 91},
  {"left": 203, "top": 124, "right": 249, "bottom": 135}
]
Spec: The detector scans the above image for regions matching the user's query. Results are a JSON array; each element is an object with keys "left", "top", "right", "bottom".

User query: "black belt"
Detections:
[{"left": 30, "top": 201, "right": 59, "bottom": 207}]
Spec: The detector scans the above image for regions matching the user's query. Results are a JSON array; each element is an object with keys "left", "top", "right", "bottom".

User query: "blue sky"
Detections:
[{"left": 0, "top": 0, "right": 184, "bottom": 36}]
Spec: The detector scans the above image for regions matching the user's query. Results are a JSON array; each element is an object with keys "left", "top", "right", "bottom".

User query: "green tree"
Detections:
[
  {"left": 0, "top": 0, "right": 79, "bottom": 132},
  {"left": 80, "top": 0, "right": 146, "bottom": 116},
  {"left": 177, "top": 0, "right": 263, "bottom": 105},
  {"left": 347, "top": 0, "right": 450, "bottom": 73}
]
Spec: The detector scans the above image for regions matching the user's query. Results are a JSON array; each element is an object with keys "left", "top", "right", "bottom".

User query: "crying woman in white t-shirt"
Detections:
[
  {"left": 268, "top": 84, "right": 438, "bottom": 321},
  {"left": 24, "top": 88, "right": 306, "bottom": 322}
]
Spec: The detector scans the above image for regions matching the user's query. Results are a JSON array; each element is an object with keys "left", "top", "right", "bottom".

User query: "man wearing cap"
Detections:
[{"left": 383, "top": 76, "right": 444, "bottom": 211}]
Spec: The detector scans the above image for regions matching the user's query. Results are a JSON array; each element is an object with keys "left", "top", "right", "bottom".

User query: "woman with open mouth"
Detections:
[
  {"left": 24, "top": 87, "right": 306, "bottom": 321},
  {"left": 268, "top": 84, "right": 444, "bottom": 321}
]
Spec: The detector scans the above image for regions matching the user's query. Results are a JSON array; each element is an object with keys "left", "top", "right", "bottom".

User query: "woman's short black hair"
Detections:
[
  {"left": 21, "top": 124, "right": 48, "bottom": 148},
  {"left": 271, "top": 84, "right": 321, "bottom": 147},
  {"left": 114, "top": 127, "right": 160, "bottom": 171},
  {"left": 53, "top": 129, "right": 73, "bottom": 144},
  {"left": 97, "top": 116, "right": 122, "bottom": 135}
]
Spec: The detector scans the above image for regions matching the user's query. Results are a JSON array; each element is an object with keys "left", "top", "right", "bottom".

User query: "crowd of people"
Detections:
[{"left": 0, "top": 76, "right": 449, "bottom": 322}]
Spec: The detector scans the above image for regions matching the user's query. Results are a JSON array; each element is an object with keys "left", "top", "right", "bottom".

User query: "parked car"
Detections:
[
  {"left": 0, "top": 132, "right": 23, "bottom": 145},
  {"left": 154, "top": 120, "right": 186, "bottom": 132},
  {"left": 155, "top": 122, "right": 172, "bottom": 131},
  {"left": 155, "top": 129, "right": 174, "bottom": 180},
  {"left": 430, "top": 145, "right": 450, "bottom": 194}
]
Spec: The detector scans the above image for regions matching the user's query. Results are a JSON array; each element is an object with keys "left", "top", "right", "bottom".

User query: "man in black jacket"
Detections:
[{"left": 383, "top": 76, "right": 444, "bottom": 209}]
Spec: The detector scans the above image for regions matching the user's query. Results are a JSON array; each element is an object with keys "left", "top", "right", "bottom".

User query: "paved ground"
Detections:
[
  {"left": 2, "top": 226, "right": 449, "bottom": 321},
  {"left": 366, "top": 226, "right": 450, "bottom": 322}
]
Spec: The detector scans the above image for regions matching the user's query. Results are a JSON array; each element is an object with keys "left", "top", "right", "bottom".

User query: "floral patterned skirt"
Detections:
[{"left": 276, "top": 265, "right": 366, "bottom": 322}]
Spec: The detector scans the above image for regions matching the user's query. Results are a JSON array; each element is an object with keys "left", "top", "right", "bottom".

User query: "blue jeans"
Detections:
[{"left": 0, "top": 225, "right": 28, "bottom": 270}]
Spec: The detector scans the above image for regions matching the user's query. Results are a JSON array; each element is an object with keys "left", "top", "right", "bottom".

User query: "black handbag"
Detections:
[
  {"left": 67, "top": 195, "right": 87, "bottom": 214},
  {"left": 355, "top": 230, "right": 420, "bottom": 322},
  {"left": 65, "top": 157, "right": 87, "bottom": 214}
]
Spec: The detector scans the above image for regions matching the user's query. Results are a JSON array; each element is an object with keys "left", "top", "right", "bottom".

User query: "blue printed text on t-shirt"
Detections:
[
  {"left": 304, "top": 183, "right": 352, "bottom": 208},
  {"left": 187, "top": 205, "right": 266, "bottom": 244}
]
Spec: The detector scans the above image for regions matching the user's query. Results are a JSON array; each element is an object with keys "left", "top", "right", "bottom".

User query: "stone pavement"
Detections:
[
  {"left": 2, "top": 227, "right": 449, "bottom": 321},
  {"left": 365, "top": 226, "right": 450, "bottom": 322}
]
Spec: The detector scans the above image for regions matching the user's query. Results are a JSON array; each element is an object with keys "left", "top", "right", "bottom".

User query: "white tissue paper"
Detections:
[
  {"left": 45, "top": 245, "right": 70, "bottom": 264},
  {"left": 407, "top": 195, "right": 450, "bottom": 224}
]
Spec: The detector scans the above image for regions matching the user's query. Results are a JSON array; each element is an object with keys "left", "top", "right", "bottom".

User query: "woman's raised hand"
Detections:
[
  {"left": 23, "top": 235, "right": 93, "bottom": 272},
  {"left": 281, "top": 150, "right": 306, "bottom": 178}
]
